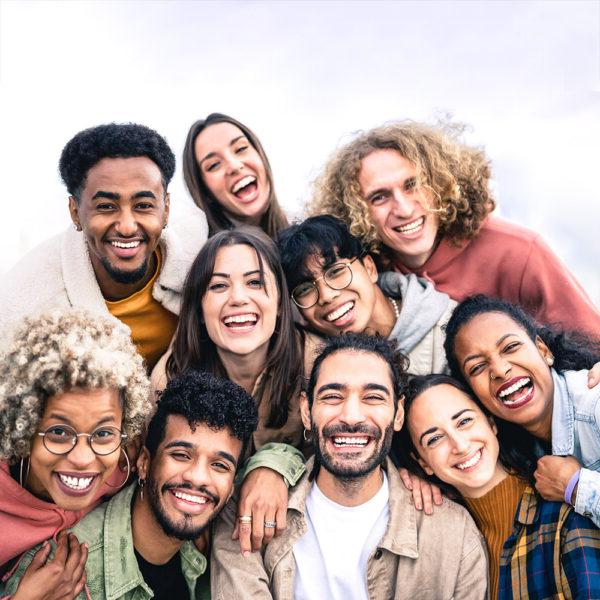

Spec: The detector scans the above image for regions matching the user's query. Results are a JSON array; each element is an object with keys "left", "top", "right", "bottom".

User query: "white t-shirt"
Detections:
[{"left": 293, "top": 472, "right": 390, "bottom": 600}]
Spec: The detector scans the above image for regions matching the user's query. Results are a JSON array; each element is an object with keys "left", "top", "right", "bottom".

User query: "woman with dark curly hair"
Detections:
[
  {"left": 398, "top": 374, "right": 600, "bottom": 599},
  {"left": 443, "top": 294, "right": 600, "bottom": 528},
  {"left": 183, "top": 113, "right": 288, "bottom": 238},
  {"left": 309, "top": 121, "right": 600, "bottom": 338},
  {"left": 0, "top": 309, "right": 151, "bottom": 576}
]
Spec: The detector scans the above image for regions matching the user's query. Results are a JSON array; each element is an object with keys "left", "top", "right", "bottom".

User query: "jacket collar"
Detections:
[
  {"left": 550, "top": 369, "right": 574, "bottom": 456},
  {"left": 102, "top": 483, "right": 207, "bottom": 600},
  {"left": 288, "top": 457, "right": 419, "bottom": 559}
]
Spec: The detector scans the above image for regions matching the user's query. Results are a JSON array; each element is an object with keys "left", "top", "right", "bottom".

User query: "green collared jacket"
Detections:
[{"left": 3, "top": 483, "right": 209, "bottom": 600}]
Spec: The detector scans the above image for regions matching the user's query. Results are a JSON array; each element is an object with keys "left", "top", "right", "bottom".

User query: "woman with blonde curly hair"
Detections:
[
  {"left": 310, "top": 121, "right": 600, "bottom": 338},
  {"left": 0, "top": 309, "right": 152, "bottom": 574}
]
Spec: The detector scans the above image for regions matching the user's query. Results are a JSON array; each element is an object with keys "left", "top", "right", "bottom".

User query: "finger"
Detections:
[
  {"left": 262, "top": 509, "right": 277, "bottom": 545},
  {"left": 411, "top": 478, "right": 423, "bottom": 511},
  {"left": 71, "top": 543, "right": 88, "bottom": 585},
  {"left": 64, "top": 534, "right": 83, "bottom": 573},
  {"left": 27, "top": 541, "right": 51, "bottom": 571},
  {"left": 432, "top": 484, "right": 443, "bottom": 506},
  {"left": 421, "top": 482, "right": 434, "bottom": 515},
  {"left": 275, "top": 503, "right": 287, "bottom": 537},
  {"left": 231, "top": 521, "right": 240, "bottom": 541},
  {"left": 587, "top": 367, "right": 600, "bottom": 388},
  {"left": 251, "top": 506, "right": 266, "bottom": 552},
  {"left": 399, "top": 468, "right": 413, "bottom": 491},
  {"left": 52, "top": 531, "right": 69, "bottom": 565},
  {"left": 73, "top": 570, "right": 87, "bottom": 597},
  {"left": 238, "top": 520, "right": 252, "bottom": 557}
]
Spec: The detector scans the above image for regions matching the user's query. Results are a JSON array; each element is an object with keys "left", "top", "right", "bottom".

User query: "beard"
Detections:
[
  {"left": 312, "top": 422, "right": 394, "bottom": 481},
  {"left": 146, "top": 477, "right": 222, "bottom": 541},
  {"left": 100, "top": 256, "right": 150, "bottom": 285}
]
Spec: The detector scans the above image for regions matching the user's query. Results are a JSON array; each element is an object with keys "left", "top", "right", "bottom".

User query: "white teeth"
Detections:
[
  {"left": 223, "top": 314, "right": 258, "bottom": 324},
  {"left": 456, "top": 450, "right": 482, "bottom": 470},
  {"left": 394, "top": 217, "right": 424, "bottom": 234},
  {"left": 333, "top": 436, "right": 368, "bottom": 446},
  {"left": 326, "top": 302, "right": 354, "bottom": 322},
  {"left": 498, "top": 378, "right": 531, "bottom": 399},
  {"left": 173, "top": 491, "right": 208, "bottom": 504},
  {"left": 58, "top": 474, "right": 94, "bottom": 490},
  {"left": 110, "top": 240, "right": 140, "bottom": 249},
  {"left": 232, "top": 175, "right": 256, "bottom": 194}
]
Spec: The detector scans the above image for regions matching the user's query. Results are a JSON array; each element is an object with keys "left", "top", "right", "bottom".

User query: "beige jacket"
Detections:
[
  {"left": 212, "top": 458, "right": 488, "bottom": 599},
  {"left": 0, "top": 208, "right": 208, "bottom": 354}
]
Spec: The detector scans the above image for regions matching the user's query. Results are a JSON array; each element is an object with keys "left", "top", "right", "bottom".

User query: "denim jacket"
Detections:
[
  {"left": 551, "top": 369, "right": 600, "bottom": 527},
  {"left": 3, "top": 483, "right": 209, "bottom": 600}
]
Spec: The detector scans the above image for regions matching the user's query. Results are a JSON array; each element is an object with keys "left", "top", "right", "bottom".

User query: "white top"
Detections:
[{"left": 293, "top": 472, "right": 389, "bottom": 600}]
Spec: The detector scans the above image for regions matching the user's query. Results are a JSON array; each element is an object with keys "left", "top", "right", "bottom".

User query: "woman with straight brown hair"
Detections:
[{"left": 183, "top": 113, "right": 288, "bottom": 238}]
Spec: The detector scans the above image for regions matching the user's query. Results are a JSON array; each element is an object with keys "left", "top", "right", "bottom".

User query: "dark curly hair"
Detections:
[
  {"left": 444, "top": 295, "right": 600, "bottom": 385},
  {"left": 59, "top": 123, "right": 176, "bottom": 198},
  {"left": 145, "top": 370, "right": 258, "bottom": 465},
  {"left": 306, "top": 333, "right": 409, "bottom": 409},
  {"left": 393, "top": 374, "right": 541, "bottom": 499},
  {"left": 277, "top": 215, "right": 366, "bottom": 294}
]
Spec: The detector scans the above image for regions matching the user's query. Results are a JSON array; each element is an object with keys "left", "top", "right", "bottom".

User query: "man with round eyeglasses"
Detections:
[{"left": 278, "top": 215, "right": 456, "bottom": 376}]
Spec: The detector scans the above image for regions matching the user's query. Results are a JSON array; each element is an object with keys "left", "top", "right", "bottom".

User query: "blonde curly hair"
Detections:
[
  {"left": 0, "top": 309, "right": 152, "bottom": 463},
  {"left": 309, "top": 121, "right": 496, "bottom": 263}
]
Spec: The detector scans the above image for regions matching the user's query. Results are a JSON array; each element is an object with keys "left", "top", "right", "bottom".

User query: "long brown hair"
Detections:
[
  {"left": 167, "top": 226, "right": 302, "bottom": 428},
  {"left": 183, "top": 113, "right": 289, "bottom": 238}
]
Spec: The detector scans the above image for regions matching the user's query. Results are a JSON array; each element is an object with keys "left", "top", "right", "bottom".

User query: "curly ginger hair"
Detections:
[
  {"left": 0, "top": 310, "right": 152, "bottom": 463},
  {"left": 309, "top": 121, "right": 496, "bottom": 263}
]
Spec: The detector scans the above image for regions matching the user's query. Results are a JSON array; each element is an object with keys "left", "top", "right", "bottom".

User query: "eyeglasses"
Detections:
[
  {"left": 291, "top": 257, "right": 359, "bottom": 309},
  {"left": 37, "top": 424, "right": 127, "bottom": 456}
]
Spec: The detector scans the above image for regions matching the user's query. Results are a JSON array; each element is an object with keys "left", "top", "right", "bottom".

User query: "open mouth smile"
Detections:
[
  {"left": 222, "top": 313, "right": 259, "bottom": 332},
  {"left": 231, "top": 175, "right": 259, "bottom": 202},
  {"left": 496, "top": 376, "right": 534, "bottom": 408},
  {"left": 168, "top": 488, "right": 215, "bottom": 515},
  {"left": 393, "top": 216, "right": 425, "bottom": 236},
  {"left": 454, "top": 449, "right": 482, "bottom": 471},
  {"left": 106, "top": 238, "right": 145, "bottom": 259},
  {"left": 55, "top": 471, "right": 99, "bottom": 496},
  {"left": 324, "top": 301, "right": 355, "bottom": 327}
]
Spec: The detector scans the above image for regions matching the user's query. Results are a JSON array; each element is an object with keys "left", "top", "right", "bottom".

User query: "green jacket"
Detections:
[{"left": 4, "top": 483, "right": 209, "bottom": 600}]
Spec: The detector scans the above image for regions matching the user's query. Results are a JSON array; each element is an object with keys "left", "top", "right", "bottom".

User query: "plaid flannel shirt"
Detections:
[{"left": 498, "top": 485, "right": 600, "bottom": 599}]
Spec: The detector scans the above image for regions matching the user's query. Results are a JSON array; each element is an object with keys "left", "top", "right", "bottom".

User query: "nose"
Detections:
[
  {"left": 225, "top": 153, "right": 244, "bottom": 175},
  {"left": 315, "top": 279, "right": 340, "bottom": 306},
  {"left": 66, "top": 436, "right": 97, "bottom": 469},
  {"left": 447, "top": 430, "right": 470, "bottom": 455},
  {"left": 338, "top": 396, "right": 366, "bottom": 427},
  {"left": 489, "top": 356, "right": 511, "bottom": 381},
  {"left": 391, "top": 189, "right": 416, "bottom": 219},
  {"left": 182, "top": 458, "right": 211, "bottom": 489},
  {"left": 115, "top": 207, "right": 138, "bottom": 237},
  {"left": 228, "top": 281, "right": 250, "bottom": 306}
]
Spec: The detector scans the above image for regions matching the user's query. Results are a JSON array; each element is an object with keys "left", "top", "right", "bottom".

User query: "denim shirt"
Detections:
[
  {"left": 3, "top": 483, "right": 209, "bottom": 600},
  {"left": 551, "top": 369, "right": 600, "bottom": 527}
]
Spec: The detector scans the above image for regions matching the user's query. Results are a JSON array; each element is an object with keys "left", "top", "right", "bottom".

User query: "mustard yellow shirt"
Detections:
[{"left": 106, "top": 250, "right": 178, "bottom": 371}]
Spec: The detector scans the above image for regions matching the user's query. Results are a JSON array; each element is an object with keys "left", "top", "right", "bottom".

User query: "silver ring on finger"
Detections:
[
  {"left": 264, "top": 520, "right": 277, "bottom": 528},
  {"left": 238, "top": 515, "right": 253, "bottom": 524}
]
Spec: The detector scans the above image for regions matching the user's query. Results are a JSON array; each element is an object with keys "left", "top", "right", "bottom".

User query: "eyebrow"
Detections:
[
  {"left": 418, "top": 408, "right": 476, "bottom": 445},
  {"left": 198, "top": 135, "right": 247, "bottom": 165},
  {"left": 164, "top": 440, "right": 195, "bottom": 450},
  {"left": 45, "top": 414, "right": 116, "bottom": 426},
  {"left": 316, "top": 382, "right": 390, "bottom": 395},
  {"left": 91, "top": 190, "right": 157, "bottom": 201},
  {"left": 210, "top": 269, "right": 261, "bottom": 279},
  {"left": 217, "top": 451, "right": 237, "bottom": 467},
  {"left": 461, "top": 333, "right": 518, "bottom": 368}
]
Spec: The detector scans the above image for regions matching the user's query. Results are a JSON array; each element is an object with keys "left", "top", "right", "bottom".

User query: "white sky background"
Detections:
[{"left": 1, "top": 0, "right": 599, "bottom": 305}]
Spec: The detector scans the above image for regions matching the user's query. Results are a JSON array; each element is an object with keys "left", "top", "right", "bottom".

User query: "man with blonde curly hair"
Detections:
[
  {"left": 0, "top": 309, "right": 152, "bottom": 583},
  {"left": 309, "top": 120, "right": 600, "bottom": 339}
]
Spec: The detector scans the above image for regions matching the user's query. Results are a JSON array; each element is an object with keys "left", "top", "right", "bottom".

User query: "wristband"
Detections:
[{"left": 564, "top": 469, "right": 581, "bottom": 505}]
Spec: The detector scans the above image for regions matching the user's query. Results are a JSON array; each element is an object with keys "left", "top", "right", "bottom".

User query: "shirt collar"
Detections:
[
  {"left": 514, "top": 485, "right": 541, "bottom": 525},
  {"left": 550, "top": 369, "right": 575, "bottom": 455}
]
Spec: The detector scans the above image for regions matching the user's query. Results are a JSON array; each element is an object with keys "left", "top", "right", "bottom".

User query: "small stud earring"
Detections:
[{"left": 547, "top": 357, "right": 554, "bottom": 366}]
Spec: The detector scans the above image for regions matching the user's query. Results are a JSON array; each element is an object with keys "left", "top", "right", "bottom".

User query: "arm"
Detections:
[
  {"left": 211, "top": 499, "right": 274, "bottom": 600},
  {"left": 573, "top": 468, "right": 600, "bottom": 528},
  {"left": 241, "top": 442, "right": 305, "bottom": 487},
  {"left": 453, "top": 515, "right": 489, "bottom": 600}
]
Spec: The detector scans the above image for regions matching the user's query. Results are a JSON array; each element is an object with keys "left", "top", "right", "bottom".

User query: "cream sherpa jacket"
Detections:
[{"left": 0, "top": 208, "right": 208, "bottom": 353}]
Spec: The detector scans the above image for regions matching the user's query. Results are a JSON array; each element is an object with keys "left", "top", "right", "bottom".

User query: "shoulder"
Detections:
[
  {"left": 69, "top": 500, "right": 109, "bottom": 548},
  {"left": 562, "top": 369, "right": 600, "bottom": 406}
]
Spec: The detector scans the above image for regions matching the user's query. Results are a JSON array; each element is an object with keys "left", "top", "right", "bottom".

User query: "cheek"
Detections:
[{"left": 29, "top": 440, "right": 54, "bottom": 481}]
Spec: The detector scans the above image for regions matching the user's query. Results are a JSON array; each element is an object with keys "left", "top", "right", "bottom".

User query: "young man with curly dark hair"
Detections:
[
  {"left": 4, "top": 370, "right": 258, "bottom": 600},
  {"left": 0, "top": 123, "right": 208, "bottom": 369},
  {"left": 308, "top": 121, "right": 600, "bottom": 339},
  {"left": 211, "top": 334, "right": 488, "bottom": 599}
]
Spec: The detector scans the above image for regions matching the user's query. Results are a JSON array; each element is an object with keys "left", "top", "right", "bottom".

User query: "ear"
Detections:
[
  {"left": 300, "top": 391, "right": 312, "bottom": 430},
  {"left": 416, "top": 454, "right": 434, "bottom": 477},
  {"left": 393, "top": 394, "right": 405, "bottom": 432},
  {"left": 68, "top": 196, "right": 81, "bottom": 230},
  {"left": 163, "top": 192, "right": 171, "bottom": 226},
  {"left": 136, "top": 447, "right": 150, "bottom": 480},
  {"left": 534, "top": 336, "right": 553, "bottom": 364},
  {"left": 361, "top": 254, "right": 379, "bottom": 284}
]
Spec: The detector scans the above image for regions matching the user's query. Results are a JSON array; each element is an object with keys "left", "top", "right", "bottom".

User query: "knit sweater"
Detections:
[{"left": 393, "top": 216, "right": 600, "bottom": 339}]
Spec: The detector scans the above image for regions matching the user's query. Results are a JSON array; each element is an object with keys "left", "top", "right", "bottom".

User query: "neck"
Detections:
[
  {"left": 525, "top": 408, "right": 553, "bottom": 442},
  {"left": 316, "top": 465, "right": 384, "bottom": 507},
  {"left": 218, "top": 345, "right": 269, "bottom": 394},
  {"left": 132, "top": 488, "right": 183, "bottom": 565},
  {"left": 365, "top": 286, "right": 398, "bottom": 337},
  {"left": 91, "top": 252, "right": 158, "bottom": 301},
  {"left": 458, "top": 462, "right": 509, "bottom": 499}
]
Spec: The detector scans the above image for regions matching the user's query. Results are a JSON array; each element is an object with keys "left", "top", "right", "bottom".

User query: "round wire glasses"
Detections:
[{"left": 37, "top": 424, "right": 126, "bottom": 456}]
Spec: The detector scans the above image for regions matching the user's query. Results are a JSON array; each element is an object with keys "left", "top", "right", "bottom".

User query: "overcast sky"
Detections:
[{"left": 1, "top": 0, "right": 598, "bottom": 304}]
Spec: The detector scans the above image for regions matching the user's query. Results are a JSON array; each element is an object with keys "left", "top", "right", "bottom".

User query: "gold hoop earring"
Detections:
[
  {"left": 105, "top": 448, "right": 131, "bottom": 489},
  {"left": 19, "top": 457, "right": 30, "bottom": 488}
]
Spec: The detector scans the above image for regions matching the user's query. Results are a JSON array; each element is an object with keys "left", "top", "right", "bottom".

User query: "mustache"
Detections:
[
  {"left": 161, "top": 482, "right": 220, "bottom": 505},
  {"left": 321, "top": 423, "right": 381, "bottom": 439}
]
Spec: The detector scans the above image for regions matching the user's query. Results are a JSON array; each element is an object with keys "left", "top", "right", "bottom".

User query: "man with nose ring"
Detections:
[{"left": 212, "top": 334, "right": 487, "bottom": 599}]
